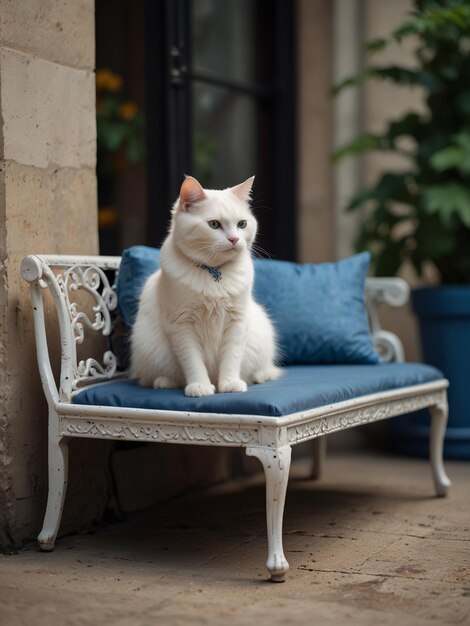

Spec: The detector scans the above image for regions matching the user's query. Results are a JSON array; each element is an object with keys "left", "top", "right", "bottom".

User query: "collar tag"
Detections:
[{"left": 199, "top": 264, "right": 222, "bottom": 282}]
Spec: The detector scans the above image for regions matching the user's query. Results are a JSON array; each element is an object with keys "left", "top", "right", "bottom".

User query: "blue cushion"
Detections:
[
  {"left": 117, "top": 246, "right": 160, "bottom": 328},
  {"left": 253, "top": 254, "right": 379, "bottom": 364},
  {"left": 116, "top": 246, "right": 379, "bottom": 365},
  {"left": 73, "top": 363, "right": 443, "bottom": 418}
]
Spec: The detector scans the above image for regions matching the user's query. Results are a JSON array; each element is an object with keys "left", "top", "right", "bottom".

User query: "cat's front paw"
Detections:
[
  {"left": 218, "top": 379, "right": 248, "bottom": 393},
  {"left": 184, "top": 382, "right": 216, "bottom": 397}
]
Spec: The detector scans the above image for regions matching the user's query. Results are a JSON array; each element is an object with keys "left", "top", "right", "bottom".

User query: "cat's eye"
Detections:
[
  {"left": 237, "top": 220, "right": 247, "bottom": 229},
  {"left": 208, "top": 220, "right": 221, "bottom": 229}
]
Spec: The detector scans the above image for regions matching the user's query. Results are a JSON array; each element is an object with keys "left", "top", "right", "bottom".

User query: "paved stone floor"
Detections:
[{"left": 1, "top": 452, "right": 469, "bottom": 626}]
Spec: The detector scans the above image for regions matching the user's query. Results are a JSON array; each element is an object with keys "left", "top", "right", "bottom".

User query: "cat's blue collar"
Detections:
[{"left": 198, "top": 264, "right": 222, "bottom": 282}]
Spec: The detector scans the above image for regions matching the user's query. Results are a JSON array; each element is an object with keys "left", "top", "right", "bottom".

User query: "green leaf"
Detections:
[
  {"left": 333, "top": 65, "right": 442, "bottom": 96},
  {"left": 431, "top": 147, "right": 470, "bottom": 174},
  {"left": 333, "top": 113, "right": 425, "bottom": 163},
  {"left": 126, "top": 135, "right": 145, "bottom": 164},
  {"left": 332, "top": 69, "right": 374, "bottom": 95},
  {"left": 97, "top": 121, "right": 128, "bottom": 151},
  {"left": 422, "top": 183, "right": 470, "bottom": 227},
  {"left": 365, "top": 38, "right": 387, "bottom": 54},
  {"left": 392, "top": 19, "right": 419, "bottom": 42},
  {"left": 393, "top": 4, "right": 470, "bottom": 41},
  {"left": 377, "top": 67, "right": 442, "bottom": 91},
  {"left": 346, "top": 187, "right": 375, "bottom": 212},
  {"left": 385, "top": 112, "right": 423, "bottom": 140},
  {"left": 332, "top": 133, "right": 386, "bottom": 162},
  {"left": 431, "top": 132, "right": 470, "bottom": 174},
  {"left": 414, "top": 214, "right": 456, "bottom": 260},
  {"left": 346, "top": 172, "right": 417, "bottom": 212},
  {"left": 431, "top": 145, "right": 465, "bottom": 171}
]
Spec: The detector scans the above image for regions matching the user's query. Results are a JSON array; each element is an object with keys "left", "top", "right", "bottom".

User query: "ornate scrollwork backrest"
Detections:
[
  {"left": 21, "top": 255, "right": 122, "bottom": 402},
  {"left": 56, "top": 265, "right": 119, "bottom": 390},
  {"left": 58, "top": 266, "right": 117, "bottom": 343}
]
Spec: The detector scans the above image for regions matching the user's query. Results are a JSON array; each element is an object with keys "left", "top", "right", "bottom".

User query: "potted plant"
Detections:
[{"left": 334, "top": 0, "right": 470, "bottom": 457}]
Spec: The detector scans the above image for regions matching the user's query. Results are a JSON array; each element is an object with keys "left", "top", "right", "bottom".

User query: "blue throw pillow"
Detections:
[
  {"left": 253, "top": 253, "right": 379, "bottom": 364},
  {"left": 116, "top": 246, "right": 379, "bottom": 365},
  {"left": 117, "top": 245, "right": 160, "bottom": 327}
]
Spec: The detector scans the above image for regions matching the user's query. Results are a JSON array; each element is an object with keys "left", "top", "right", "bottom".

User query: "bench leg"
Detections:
[
  {"left": 246, "top": 444, "right": 291, "bottom": 582},
  {"left": 38, "top": 421, "right": 69, "bottom": 551},
  {"left": 311, "top": 436, "right": 327, "bottom": 479},
  {"left": 429, "top": 400, "right": 452, "bottom": 497}
]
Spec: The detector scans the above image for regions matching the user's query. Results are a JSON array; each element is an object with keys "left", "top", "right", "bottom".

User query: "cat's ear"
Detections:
[
  {"left": 179, "top": 176, "right": 207, "bottom": 211},
  {"left": 230, "top": 176, "right": 255, "bottom": 203}
]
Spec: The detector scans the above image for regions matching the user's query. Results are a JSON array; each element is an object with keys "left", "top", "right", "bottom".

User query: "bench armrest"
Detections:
[
  {"left": 365, "top": 277, "right": 410, "bottom": 363},
  {"left": 21, "top": 254, "right": 122, "bottom": 404}
]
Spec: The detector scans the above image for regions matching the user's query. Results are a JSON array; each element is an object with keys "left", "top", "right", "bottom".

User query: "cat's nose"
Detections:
[{"left": 228, "top": 236, "right": 239, "bottom": 246}]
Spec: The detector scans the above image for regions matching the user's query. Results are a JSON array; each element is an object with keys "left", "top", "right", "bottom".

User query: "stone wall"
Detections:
[
  {"left": 0, "top": 0, "right": 104, "bottom": 549},
  {"left": 297, "top": 0, "right": 335, "bottom": 263}
]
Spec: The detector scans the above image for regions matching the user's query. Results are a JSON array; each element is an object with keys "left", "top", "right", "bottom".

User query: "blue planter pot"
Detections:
[{"left": 391, "top": 286, "right": 470, "bottom": 459}]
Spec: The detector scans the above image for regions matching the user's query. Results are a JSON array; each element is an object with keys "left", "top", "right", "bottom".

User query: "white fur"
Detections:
[{"left": 130, "top": 177, "right": 282, "bottom": 397}]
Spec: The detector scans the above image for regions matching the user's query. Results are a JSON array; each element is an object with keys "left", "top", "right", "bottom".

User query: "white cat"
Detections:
[{"left": 130, "top": 175, "right": 282, "bottom": 397}]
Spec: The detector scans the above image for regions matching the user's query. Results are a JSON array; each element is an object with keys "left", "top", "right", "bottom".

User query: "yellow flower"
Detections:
[
  {"left": 96, "top": 68, "right": 123, "bottom": 92},
  {"left": 98, "top": 206, "right": 119, "bottom": 229},
  {"left": 119, "top": 101, "right": 138, "bottom": 121},
  {"left": 107, "top": 73, "right": 123, "bottom": 92}
]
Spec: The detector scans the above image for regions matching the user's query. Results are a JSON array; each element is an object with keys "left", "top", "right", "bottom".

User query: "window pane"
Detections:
[
  {"left": 192, "top": 0, "right": 257, "bottom": 83},
  {"left": 192, "top": 83, "right": 258, "bottom": 188}
]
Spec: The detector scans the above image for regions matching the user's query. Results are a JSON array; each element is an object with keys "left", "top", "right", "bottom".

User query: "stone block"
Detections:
[
  {"left": 2, "top": 161, "right": 98, "bottom": 260},
  {"left": 0, "top": 48, "right": 96, "bottom": 169},
  {"left": 0, "top": 0, "right": 94, "bottom": 69}
]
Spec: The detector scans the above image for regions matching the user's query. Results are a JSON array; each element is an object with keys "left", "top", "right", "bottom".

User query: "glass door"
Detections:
[
  {"left": 191, "top": 0, "right": 260, "bottom": 188},
  {"left": 145, "top": 0, "right": 297, "bottom": 259}
]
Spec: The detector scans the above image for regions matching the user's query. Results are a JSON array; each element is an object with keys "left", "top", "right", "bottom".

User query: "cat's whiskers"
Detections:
[
  {"left": 192, "top": 243, "right": 221, "bottom": 267},
  {"left": 251, "top": 243, "right": 274, "bottom": 260},
  {"left": 192, "top": 243, "right": 218, "bottom": 257}
]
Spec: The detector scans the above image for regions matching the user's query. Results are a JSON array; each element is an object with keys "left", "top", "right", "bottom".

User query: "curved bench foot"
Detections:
[
  {"left": 38, "top": 436, "right": 69, "bottom": 551},
  {"left": 246, "top": 444, "right": 291, "bottom": 582},
  {"left": 429, "top": 400, "right": 452, "bottom": 497}
]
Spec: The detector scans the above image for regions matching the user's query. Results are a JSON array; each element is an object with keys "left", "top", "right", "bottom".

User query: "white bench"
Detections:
[{"left": 21, "top": 254, "right": 451, "bottom": 582}]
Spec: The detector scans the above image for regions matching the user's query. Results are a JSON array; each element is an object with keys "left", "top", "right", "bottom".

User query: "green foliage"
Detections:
[
  {"left": 334, "top": 0, "right": 470, "bottom": 284},
  {"left": 422, "top": 183, "right": 470, "bottom": 226},
  {"left": 431, "top": 132, "right": 470, "bottom": 173},
  {"left": 95, "top": 69, "right": 145, "bottom": 176}
]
